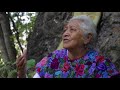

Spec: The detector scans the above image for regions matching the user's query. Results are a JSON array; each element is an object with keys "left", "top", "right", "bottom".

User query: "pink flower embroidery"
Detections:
[
  {"left": 95, "top": 74, "right": 101, "bottom": 78},
  {"left": 37, "top": 68, "right": 41, "bottom": 72},
  {"left": 64, "top": 56, "right": 68, "bottom": 61},
  {"left": 39, "top": 57, "right": 48, "bottom": 67},
  {"left": 96, "top": 56, "right": 104, "bottom": 63},
  {"left": 75, "top": 64, "right": 85, "bottom": 76},
  {"left": 62, "top": 62, "right": 70, "bottom": 72}
]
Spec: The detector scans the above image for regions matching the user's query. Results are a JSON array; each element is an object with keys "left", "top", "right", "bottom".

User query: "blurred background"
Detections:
[{"left": 0, "top": 12, "right": 120, "bottom": 78}]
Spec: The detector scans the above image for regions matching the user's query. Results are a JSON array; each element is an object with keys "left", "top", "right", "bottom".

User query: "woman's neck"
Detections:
[{"left": 68, "top": 46, "right": 88, "bottom": 60}]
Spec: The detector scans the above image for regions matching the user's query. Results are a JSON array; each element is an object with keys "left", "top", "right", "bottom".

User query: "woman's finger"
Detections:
[
  {"left": 16, "top": 56, "right": 24, "bottom": 66},
  {"left": 20, "top": 57, "right": 27, "bottom": 69},
  {"left": 17, "top": 54, "right": 21, "bottom": 59},
  {"left": 21, "top": 62, "right": 26, "bottom": 69},
  {"left": 16, "top": 49, "right": 27, "bottom": 71},
  {"left": 17, "top": 50, "right": 27, "bottom": 64},
  {"left": 17, "top": 57, "right": 25, "bottom": 67},
  {"left": 17, "top": 58, "right": 26, "bottom": 71}
]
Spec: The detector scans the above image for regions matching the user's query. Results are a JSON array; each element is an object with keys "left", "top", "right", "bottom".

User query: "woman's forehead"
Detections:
[{"left": 64, "top": 20, "right": 80, "bottom": 27}]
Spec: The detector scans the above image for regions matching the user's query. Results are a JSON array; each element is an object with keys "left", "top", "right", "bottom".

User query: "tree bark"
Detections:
[
  {"left": 27, "top": 12, "right": 73, "bottom": 63},
  {"left": 0, "top": 24, "right": 10, "bottom": 61},
  {"left": 96, "top": 12, "right": 120, "bottom": 70},
  {"left": 0, "top": 12, "right": 16, "bottom": 62}
]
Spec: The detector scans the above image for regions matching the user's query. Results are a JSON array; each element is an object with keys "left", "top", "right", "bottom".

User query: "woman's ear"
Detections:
[{"left": 84, "top": 33, "right": 93, "bottom": 45}]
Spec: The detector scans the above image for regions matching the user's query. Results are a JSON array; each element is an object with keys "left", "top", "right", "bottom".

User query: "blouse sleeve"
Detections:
[
  {"left": 95, "top": 57, "right": 119, "bottom": 78},
  {"left": 33, "top": 73, "right": 40, "bottom": 78}
]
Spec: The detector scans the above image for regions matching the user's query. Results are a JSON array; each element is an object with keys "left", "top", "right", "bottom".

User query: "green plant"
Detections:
[
  {"left": 0, "top": 61, "right": 17, "bottom": 78},
  {"left": 26, "top": 59, "right": 36, "bottom": 78}
]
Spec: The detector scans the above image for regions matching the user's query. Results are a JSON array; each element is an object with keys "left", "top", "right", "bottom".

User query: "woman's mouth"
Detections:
[{"left": 63, "top": 39, "right": 70, "bottom": 43}]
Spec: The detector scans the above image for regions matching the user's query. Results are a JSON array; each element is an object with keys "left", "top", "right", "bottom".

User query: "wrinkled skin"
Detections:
[{"left": 16, "top": 50, "right": 27, "bottom": 78}]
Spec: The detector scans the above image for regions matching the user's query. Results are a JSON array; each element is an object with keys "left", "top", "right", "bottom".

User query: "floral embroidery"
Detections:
[
  {"left": 50, "top": 58, "right": 59, "bottom": 69},
  {"left": 62, "top": 62, "right": 70, "bottom": 72},
  {"left": 96, "top": 56, "right": 104, "bottom": 63},
  {"left": 39, "top": 57, "right": 48, "bottom": 67},
  {"left": 75, "top": 64, "right": 85, "bottom": 76},
  {"left": 97, "top": 63, "right": 107, "bottom": 71},
  {"left": 35, "top": 49, "right": 119, "bottom": 78},
  {"left": 95, "top": 74, "right": 101, "bottom": 78}
]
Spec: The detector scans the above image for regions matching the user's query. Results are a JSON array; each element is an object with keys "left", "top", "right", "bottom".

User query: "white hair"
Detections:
[{"left": 69, "top": 15, "right": 97, "bottom": 49}]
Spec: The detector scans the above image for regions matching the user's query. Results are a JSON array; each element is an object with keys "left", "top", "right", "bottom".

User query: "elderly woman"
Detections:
[{"left": 17, "top": 15, "right": 119, "bottom": 78}]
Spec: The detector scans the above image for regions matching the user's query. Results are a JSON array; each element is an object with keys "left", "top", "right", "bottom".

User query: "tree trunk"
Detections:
[
  {"left": 96, "top": 12, "right": 120, "bottom": 70},
  {"left": 27, "top": 12, "right": 73, "bottom": 63},
  {"left": 0, "top": 24, "right": 10, "bottom": 61},
  {"left": 0, "top": 12, "right": 16, "bottom": 62}
]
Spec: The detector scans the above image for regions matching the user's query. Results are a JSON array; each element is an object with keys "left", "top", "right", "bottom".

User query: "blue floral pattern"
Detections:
[{"left": 35, "top": 49, "right": 119, "bottom": 78}]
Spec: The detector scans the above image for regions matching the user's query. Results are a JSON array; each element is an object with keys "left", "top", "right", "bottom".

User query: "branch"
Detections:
[{"left": 8, "top": 12, "right": 23, "bottom": 53}]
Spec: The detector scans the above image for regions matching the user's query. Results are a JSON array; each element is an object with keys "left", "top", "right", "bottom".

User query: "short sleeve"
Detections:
[
  {"left": 33, "top": 73, "right": 40, "bottom": 78},
  {"left": 95, "top": 56, "right": 119, "bottom": 78}
]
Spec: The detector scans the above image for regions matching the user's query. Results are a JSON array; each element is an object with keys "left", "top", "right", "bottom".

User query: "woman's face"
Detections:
[{"left": 62, "top": 20, "right": 85, "bottom": 49}]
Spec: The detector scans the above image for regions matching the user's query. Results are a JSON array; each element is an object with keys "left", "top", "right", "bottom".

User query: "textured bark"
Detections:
[
  {"left": 27, "top": 12, "right": 73, "bottom": 63},
  {"left": 0, "top": 12, "right": 16, "bottom": 61},
  {"left": 96, "top": 12, "right": 120, "bottom": 70},
  {"left": 0, "top": 24, "right": 10, "bottom": 61}
]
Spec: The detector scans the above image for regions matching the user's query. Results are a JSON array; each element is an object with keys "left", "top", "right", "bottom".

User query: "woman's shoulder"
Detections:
[
  {"left": 86, "top": 48, "right": 114, "bottom": 63},
  {"left": 35, "top": 49, "right": 67, "bottom": 77},
  {"left": 88, "top": 49, "right": 112, "bottom": 62},
  {"left": 84, "top": 48, "right": 99, "bottom": 61},
  {"left": 88, "top": 49, "right": 119, "bottom": 77},
  {"left": 36, "top": 48, "right": 67, "bottom": 67},
  {"left": 95, "top": 55, "right": 119, "bottom": 77},
  {"left": 47, "top": 48, "right": 67, "bottom": 58}
]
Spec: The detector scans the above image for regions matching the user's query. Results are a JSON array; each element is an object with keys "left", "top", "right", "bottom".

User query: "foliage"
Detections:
[
  {"left": 0, "top": 59, "right": 36, "bottom": 78},
  {"left": 26, "top": 59, "right": 36, "bottom": 78},
  {"left": 0, "top": 12, "right": 37, "bottom": 78},
  {"left": 27, "top": 59, "right": 35, "bottom": 69},
  {"left": 0, "top": 60, "right": 17, "bottom": 78},
  {"left": 10, "top": 12, "right": 37, "bottom": 55}
]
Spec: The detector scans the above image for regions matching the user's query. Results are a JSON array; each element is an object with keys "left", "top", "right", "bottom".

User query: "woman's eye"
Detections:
[
  {"left": 62, "top": 29, "right": 67, "bottom": 34},
  {"left": 63, "top": 27, "right": 67, "bottom": 32},
  {"left": 70, "top": 29, "right": 76, "bottom": 32}
]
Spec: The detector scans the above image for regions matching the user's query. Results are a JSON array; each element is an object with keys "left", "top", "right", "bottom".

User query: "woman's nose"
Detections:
[{"left": 63, "top": 30, "right": 70, "bottom": 37}]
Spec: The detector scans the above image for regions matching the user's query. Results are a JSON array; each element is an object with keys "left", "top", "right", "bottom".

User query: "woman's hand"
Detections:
[{"left": 16, "top": 50, "right": 27, "bottom": 78}]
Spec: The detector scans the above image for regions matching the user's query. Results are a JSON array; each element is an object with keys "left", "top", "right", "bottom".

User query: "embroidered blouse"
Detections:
[{"left": 34, "top": 48, "right": 119, "bottom": 78}]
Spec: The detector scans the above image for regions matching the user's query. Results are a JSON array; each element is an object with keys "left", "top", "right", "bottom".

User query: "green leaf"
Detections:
[
  {"left": 27, "top": 59, "right": 36, "bottom": 69},
  {"left": 7, "top": 70, "right": 17, "bottom": 78},
  {"left": 48, "top": 68, "right": 54, "bottom": 74},
  {"left": 28, "top": 71, "right": 36, "bottom": 78},
  {"left": 71, "top": 62, "right": 76, "bottom": 67},
  {"left": 71, "top": 71, "right": 74, "bottom": 77}
]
